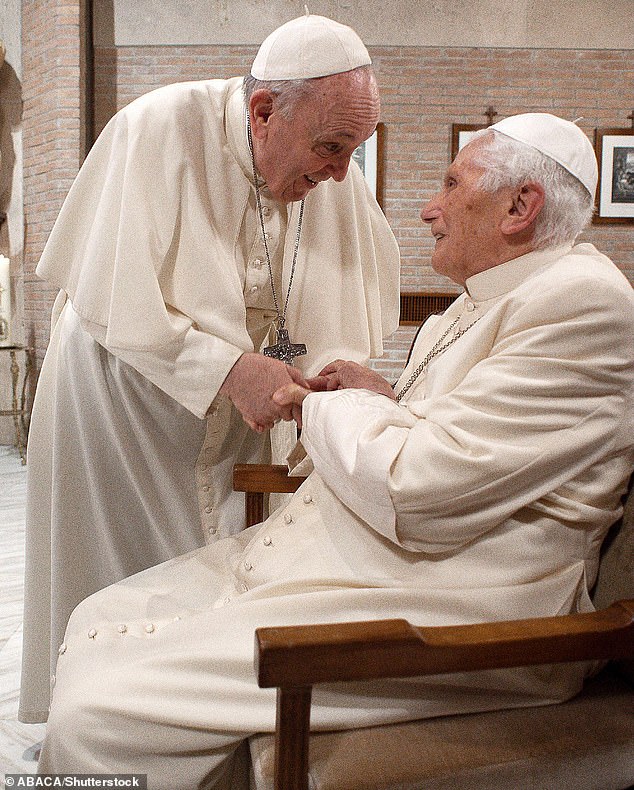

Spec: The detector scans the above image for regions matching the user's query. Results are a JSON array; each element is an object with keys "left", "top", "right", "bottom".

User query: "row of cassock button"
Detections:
[
  {"left": 51, "top": 492, "right": 314, "bottom": 693},
  {"left": 59, "top": 492, "right": 315, "bottom": 655},
  {"left": 245, "top": 203, "right": 277, "bottom": 302},
  {"left": 238, "top": 492, "right": 314, "bottom": 582}
]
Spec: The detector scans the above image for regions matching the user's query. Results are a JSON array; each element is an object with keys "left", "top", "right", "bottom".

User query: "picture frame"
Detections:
[
  {"left": 451, "top": 123, "right": 487, "bottom": 160},
  {"left": 593, "top": 127, "right": 634, "bottom": 224},
  {"left": 353, "top": 122, "right": 385, "bottom": 208}
]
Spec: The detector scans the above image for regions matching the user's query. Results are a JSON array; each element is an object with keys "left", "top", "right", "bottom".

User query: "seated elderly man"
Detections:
[{"left": 39, "top": 114, "right": 634, "bottom": 788}]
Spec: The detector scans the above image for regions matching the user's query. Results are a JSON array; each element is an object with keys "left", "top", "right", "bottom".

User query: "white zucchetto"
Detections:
[
  {"left": 490, "top": 113, "right": 598, "bottom": 198},
  {"left": 251, "top": 14, "right": 371, "bottom": 81}
]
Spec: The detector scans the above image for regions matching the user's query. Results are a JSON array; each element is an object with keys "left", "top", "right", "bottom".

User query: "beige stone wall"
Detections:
[{"left": 94, "top": 0, "right": 634, "bottom": 50}]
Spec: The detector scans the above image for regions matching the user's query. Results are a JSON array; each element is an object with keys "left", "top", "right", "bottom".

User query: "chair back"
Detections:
[
  {"left": 592, "top": 478, "right": 634, "bottom": 608},
  {"left": 592, "top": 477, "right": 634, "bottom": 680}
]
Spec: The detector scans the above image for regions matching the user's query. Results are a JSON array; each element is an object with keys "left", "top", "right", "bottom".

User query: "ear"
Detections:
[
  {"left": 500, "top": 182, "right": 545, "bottom": 237},
  {"left": 249, "top": 90, "right": 276, "bottom": 140}
]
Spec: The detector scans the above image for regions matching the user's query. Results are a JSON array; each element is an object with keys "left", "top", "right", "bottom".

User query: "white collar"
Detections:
[{"left": 465, "top": 244, "right": 573, "bottom": 303}]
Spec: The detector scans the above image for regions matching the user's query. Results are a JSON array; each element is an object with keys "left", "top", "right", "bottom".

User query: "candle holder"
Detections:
[{"left": 0, "top": 345, "right": 33, "bottom": 464}]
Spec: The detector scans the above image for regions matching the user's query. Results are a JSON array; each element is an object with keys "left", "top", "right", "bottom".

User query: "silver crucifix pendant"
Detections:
[{"left": 263, "top": 327, "right": 307, "bottom": 365}]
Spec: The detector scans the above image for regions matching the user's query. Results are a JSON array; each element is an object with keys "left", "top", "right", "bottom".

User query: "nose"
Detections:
[
  {"left": 326, "top": 154, "right": 351, "bottom": 183},
  {"left": 420, "top": 194, "right": 441, "bottom": 224}
]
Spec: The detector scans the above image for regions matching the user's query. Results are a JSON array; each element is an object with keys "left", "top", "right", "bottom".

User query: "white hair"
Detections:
[
  {"left": 242, "top": 64, "right": 374, "bottom": 120},
  {"left": 242, "top": 74, "right": 312, "bottom": 119},
  {"left": 470, "top": 128, "right": 594, "bottom": 249}
]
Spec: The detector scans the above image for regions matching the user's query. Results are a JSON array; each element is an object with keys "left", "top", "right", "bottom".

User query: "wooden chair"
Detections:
[{"left": 234, "top": 464, "right": 634, "bottom": 790}]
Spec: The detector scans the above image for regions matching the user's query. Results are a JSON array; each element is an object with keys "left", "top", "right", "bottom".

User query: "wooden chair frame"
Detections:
[{"left": 234, "top": 464, "right": 634, "bottom": 790}]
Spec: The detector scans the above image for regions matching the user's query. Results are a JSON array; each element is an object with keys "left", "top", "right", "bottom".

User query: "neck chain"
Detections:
[
  {"left": 246, "top": 116, "right": 307, "bottom": 365},
  {"left": 395, "top": 315, "right": 481, "bottom": 403}
]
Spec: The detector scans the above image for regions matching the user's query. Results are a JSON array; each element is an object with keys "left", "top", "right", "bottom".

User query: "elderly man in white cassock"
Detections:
[
  {"left": 38, "top": 114, "right": 634, "bottom": 787},
  {"left": 20, "top": 15, "right": 400, "bottom": 724}
]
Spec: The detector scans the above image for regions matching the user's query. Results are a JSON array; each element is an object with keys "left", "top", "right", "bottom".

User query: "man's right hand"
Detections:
[{"left": 220, "top": 353, "right": 309, "bottom": 433}]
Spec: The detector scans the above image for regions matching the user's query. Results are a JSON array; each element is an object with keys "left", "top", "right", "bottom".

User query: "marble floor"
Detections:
[{"left": 0, "top": 445, "right": 46, "bottom": 773}]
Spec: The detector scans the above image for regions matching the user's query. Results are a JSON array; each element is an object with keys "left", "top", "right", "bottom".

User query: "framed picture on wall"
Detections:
[
  {"left": 451, "top": 123, "right": 487, "bottom": 160},
  {"left": 353, "top": 122, "right": 385, "bottom": 208},
  {"left": 593, "top": 128, "right": 634, "bottom": 224}
]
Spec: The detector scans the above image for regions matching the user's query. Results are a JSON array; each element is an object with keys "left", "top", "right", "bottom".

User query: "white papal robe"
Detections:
[
  {"left": 39, "top": 243, "right": 634, "bottom": 787},
  {"left": 20, "top": 77, "right": 400, "bottom": 723}
]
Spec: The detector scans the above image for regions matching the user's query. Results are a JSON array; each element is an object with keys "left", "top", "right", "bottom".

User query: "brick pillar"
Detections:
[{"left": 22, "top": 0, "right": 89, "bottom": 364}]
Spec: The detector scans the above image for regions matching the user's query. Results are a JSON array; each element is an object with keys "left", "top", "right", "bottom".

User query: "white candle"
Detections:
[{"left": 0, "top": 254, "right": 11, "bottom": 346}]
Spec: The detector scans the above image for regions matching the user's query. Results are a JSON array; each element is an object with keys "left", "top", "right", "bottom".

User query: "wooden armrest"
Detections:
[
  {"left": 256, "top": 600, "right": 634, "bottom": 688},
  {"left": 255, "top": 600, "right": 634, "bottom": 790},
  {"left": 234, "top": 464, "right": 307, "bottom": 528},
  {"left": 233, "top": 464, "right": 305, "bottom": 494}
]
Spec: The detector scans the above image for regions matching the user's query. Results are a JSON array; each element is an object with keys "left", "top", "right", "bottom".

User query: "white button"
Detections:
[
  {"left": 465, "top": 299, "right": 475, "bottom": 312},
  {"left": 145, "top": 623, "right": 155, "bottom": 634},
  {"left": 241, "top": 583, "right": 249, "bottom": 592},
  {"left": 244, "top": 560, "right": 253, "bottom": 571},
  {"left": 252, "top": 258, "right": 264, "bottom": 268},
  {"left": 224, "top": 596, "right": 232, "bottom": 604},
  {"left": 117, "top": 624, "right": 127, "bottom": 634},
  {"left": 250, "top": 286, "right": 258, "bottom": 294},
  {"left": 205, "top": 506, "right": 213, "bottom": 514},
  {"left": 303, "top": 494, "right": 313, "bottom": 504},
  {"left": 284, "top": 513, "right": 293, "bottom": 524},
  {"left": 208, "top": 526, "right": 217, "bottom": 535},
  {"left": 202, "top": 485, "right": 210, "bottom": 492},
  {"left": 261, "top": 205, "right": 271, "bottom": 217},
  {"left": 88, "top": 629, "right": 97, "bottom": 639},
  {"left": 58, "top": 643, "right": 67, "bottom": 655},
  {"left": 263, "top": 535, "right": 272, "bottom": 546},
  {"left": 174, "top": 615, "right": 181, "bottom": 622}
]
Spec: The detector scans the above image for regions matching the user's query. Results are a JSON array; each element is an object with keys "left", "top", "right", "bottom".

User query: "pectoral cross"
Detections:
[{"left": 263, "top": 327, "right": 307, "bottom": 365}]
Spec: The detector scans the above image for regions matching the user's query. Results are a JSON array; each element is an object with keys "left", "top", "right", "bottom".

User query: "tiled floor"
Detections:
[{"left": 0, "top": 445, "right": 46, "bottom": 773}]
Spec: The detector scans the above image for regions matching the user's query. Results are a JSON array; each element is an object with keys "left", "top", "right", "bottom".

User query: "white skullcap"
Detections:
[
  {"left": 251, "top": 14, "right": 371, "bottom": 81},
  {"left": 489, "top": 113, "right": 598, "bottom": 197}
]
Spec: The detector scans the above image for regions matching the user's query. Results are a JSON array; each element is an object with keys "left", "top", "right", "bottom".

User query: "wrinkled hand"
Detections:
[
  {"left": 220, "top": 353, "right": 309, "bottom": 432},
  {"left": 307, "top": 360, "right": 396, "bottom": 400},
  {"left": 273, "top": 360, "right": 396, "bottom": 428}
]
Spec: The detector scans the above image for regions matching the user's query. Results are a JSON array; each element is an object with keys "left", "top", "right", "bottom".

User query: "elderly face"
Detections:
[
  {"left": 421, "top": 138, "right": 514, "bottom": 285},
  {"left": 250, "top": 69, "right": 380, "bottom": 203}
]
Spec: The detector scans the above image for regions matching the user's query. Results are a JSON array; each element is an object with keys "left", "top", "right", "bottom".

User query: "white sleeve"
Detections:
[
  {"left": 300, "top": 389, "right": 416, "bottom": 537},
  {"left": 82, "top": 310, "right": 244, "bottom": 419}
]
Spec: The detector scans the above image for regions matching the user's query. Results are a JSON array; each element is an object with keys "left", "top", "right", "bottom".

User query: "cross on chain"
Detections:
[
  {"left": 485, "top": 106, "right": 498, "bottom": 125},
  {"left": 263, "top": 327, "right": 307, "bottom": 366}
]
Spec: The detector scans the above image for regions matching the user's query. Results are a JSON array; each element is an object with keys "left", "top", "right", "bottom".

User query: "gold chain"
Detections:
[{"left": 395, "top": 316, "right": 481, "bottom": 402}]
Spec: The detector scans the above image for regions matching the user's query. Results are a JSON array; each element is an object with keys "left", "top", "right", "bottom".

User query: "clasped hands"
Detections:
[{"left": 220, "top": 352, "right": 395, "bottom": 432}]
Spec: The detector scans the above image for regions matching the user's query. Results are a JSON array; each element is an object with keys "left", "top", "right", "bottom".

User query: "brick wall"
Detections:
[
  {"left": 91, "top": 43, "right": 634, "bottom": 380},
  {"left": 22, "top": 0, "right": 85, "bottom": 363}
]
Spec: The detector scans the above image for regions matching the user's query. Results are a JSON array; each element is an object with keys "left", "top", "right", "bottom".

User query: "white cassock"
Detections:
[
  {"left": 38, "top": 243, "right": 634, "bottom": 787},
  {"left": 19, "top": 78, "right": 400, "bottom": 723}
]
